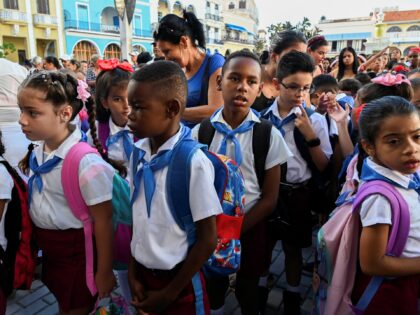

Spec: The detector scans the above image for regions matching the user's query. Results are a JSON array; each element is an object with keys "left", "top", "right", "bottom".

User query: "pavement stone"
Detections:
[
  {"left": 35, "top": 303, "right": 59, "bottom": 315},
  {"left": 18, "top": 286, "right": 50, "bottom": 307},
  {"left": 41, "top": 294, "right": 56, "bottom": 305},
  {"left": 24, "top": 299, "right": 48, "bottom": 314}
]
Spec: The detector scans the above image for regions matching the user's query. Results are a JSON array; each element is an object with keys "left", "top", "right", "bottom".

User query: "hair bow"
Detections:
[
  {"left": 371, "top": 73, "right": 411, "bottom": 87},
  {"left": 97, "top": 58, "right": 134, "bottom": 73},
  {"left": 76, "top": 80, "right": 91, "bottom": 104},
  {"left": 409, "top": 47, "right": 420, "bottom": 55},
  {"left": 354, "top": 103, "right": 367, "bottom": 125},
  {"left": 308, "top": 35, "right": 326, "bottom": 48},
  {"left": 393, "top": 65, "right": 409, "bottom": 73}
]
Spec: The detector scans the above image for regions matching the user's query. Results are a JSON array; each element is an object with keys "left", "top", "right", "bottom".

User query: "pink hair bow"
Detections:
[
  {"left": 371, "top": 73, "right": 411, "bottom": 87},
  {"left": 76, "top": 80, "right": 91, "bottom": 104}
]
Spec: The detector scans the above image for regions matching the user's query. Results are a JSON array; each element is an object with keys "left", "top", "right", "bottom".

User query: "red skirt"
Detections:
[
  {"left": 35, "top": 227, "right": 96, "bottom": 312},
  {"left": 352, "top": 271, "right": 419, "bottom": 315},
  {"left": 137, "top": 263, "right": 210, "bottom": 315}
]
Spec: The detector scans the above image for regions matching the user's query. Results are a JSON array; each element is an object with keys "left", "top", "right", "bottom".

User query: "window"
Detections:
[
  {"left": 72, "top": 41, "right": 98, "bottom": 61},
  {"left": 387, "top": 26, "right": 402, "bottom": 33},
  {"left": 239, "top": 0, "right": 246, "bottom": 9},
  {"left": 361, "top": 39, "right": 367, "bottom": 51},
  {"left": 347, "top": 40, "right": 353, "bottom": 47},
  {"left": 206, "top": 1, "right": 210, "bottom": 8},
  {"left": 158, "top": 12, "right": 163, "bottom": 22},
  {"left": 228, "top": 2, "right": 234, "bottom": 9},
  {"left": 407, "top": 25, "right": 420, "bottom": 32},
  {"left": 3, "top": 0, "right": 18, "bottom": 9},
  {"left": 37, "top": 0, "right": 50, "bottom": 14},
  {"left": 104, "top": 44, "right": 121, "bottom": 59},
  {"left": 331, "top": 41, "right": 337, "bottom": 51},
  {"left": 215, "top": 4, "right": 219, "bottom": 11}
]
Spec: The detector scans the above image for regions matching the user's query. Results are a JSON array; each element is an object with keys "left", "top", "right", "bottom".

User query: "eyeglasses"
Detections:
[{"left": 280, "top": 82, "right": 315, "bottom": 94}]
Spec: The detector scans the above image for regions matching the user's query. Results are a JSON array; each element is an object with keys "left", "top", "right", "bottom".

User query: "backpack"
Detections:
[
  {"left": 313, "top": 168, "right": 410, "bottom": 315},
  {"left": 61, "top": 142, "right": 132, "bottom": 296},
  {"left": 0, "top": 160, "right": 36, "bottom": 297}
]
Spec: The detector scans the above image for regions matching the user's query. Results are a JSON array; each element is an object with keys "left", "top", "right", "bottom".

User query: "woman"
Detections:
[
  {"left": 252, "top": 30, "right": 307, "bottom": 111},
  {"left": 43, "top": 56, "right": 60, "bottom": 71},
  {"left": 86, "top": 54, "right": 101, "bottom": 96},
  {"left": 331, "top": 47, "right": 359, "bottom": 81},
  {"left": 68, "top": 59, "right": 85, "bottom": 81},
  {"left": 307, "top": 35, "right": 329, "bottom": 77},
  {"left": 154, "top": 11, "right": 224, "bottom": 127}
]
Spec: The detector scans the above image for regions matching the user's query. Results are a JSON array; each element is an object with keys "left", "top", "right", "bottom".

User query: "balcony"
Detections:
[
  {"left": 33, "top": 14, "right": 58, "bottom": 28},
  {"left": 0, "top": 9, "right": 27, "bottom": 24},
  {"left": 65, "top": 19, "right": 121, "bottom": 34},
  {"left": 133, "top": 28, "right": 153, "bottom": 38},
  {"left": 383, "top": 31, "right": 420, "bottom": 43},
  {"left": 223, "top": 35, "right": 254, "bottom": 45},
  {"left": 100, "top": 24, "right": 119, "bottom": 33},
  {"left": 205, "top": 13, "right": 223, "bottom": 22},
  {"left": 207, "top": 38, "right": 223, "bottom": 45}
]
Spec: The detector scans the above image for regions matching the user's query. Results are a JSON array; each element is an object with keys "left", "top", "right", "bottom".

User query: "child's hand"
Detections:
[
  {"left": 328, "top": 102, "right": 350, "bottom": 125},
  {"left": 128, "top": 276, "right": 148, "bottom": 311},
  {"left": 95, "top": 270, "right": 116, "bottom": 298},
  {"left": 295, "top": 104, "right": 317, "bottom": 141},
  {"left": 138, "top": 289, "right": 177, "bottom": 313}
]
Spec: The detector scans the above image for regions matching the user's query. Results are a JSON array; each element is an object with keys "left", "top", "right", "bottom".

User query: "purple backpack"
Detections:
[{"left": 313, "top": 175, "right": 410, "bottom": 315}]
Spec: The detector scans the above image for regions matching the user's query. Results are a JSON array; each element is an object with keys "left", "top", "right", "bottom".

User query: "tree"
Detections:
[
  {"left": 255, "top": 38, "right": 266, "bottom": 54},
  {"left": 0, "top": 42, "right": 16, "bottom": 58},
  {"left": 267, "top": 17, "right": 321, "bottom": 42}
]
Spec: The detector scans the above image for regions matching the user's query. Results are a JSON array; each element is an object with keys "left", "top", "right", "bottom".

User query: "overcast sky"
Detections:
[{"left": 255, "top": 0, "right": 420, "bottom": 29}]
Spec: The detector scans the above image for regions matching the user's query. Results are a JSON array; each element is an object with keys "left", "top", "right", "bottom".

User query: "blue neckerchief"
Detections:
[
  {"left": 80, "top": 130, "right": 88, "bottom": 142},
  {"left": 265, "top": 110, "right": 296, "bottom": 136},
  {"left": 130, "top": 126, "right": 191, "bottom": 216},
  {"left": 211, "top": 108, "right": 258, "bottom": 166},
  {"left": 28, "top": 153, "right": 62, "bottom": 204},
  {"left": 361, "top": 159, "right": 420, "bottom": 195},
  {"left": 106, "top": 130, "right": 133, "bottom": 159}
]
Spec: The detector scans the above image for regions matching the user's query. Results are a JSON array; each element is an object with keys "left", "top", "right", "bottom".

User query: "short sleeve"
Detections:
[
  {"left": 78, "top": 153, "right": 115, "bottom": 206},
  {"left": 329, "top": 118, "right": 339, "bottom": 137},
  {"left": 209, "top": 53, "right": 225, "bottom": 77},
  {"left": 265, "top": 126, "right": 293, "bottom": 170},
  {"left": 0, "top": 165, "right": 13, "bottom": 201},
  {"left": 191, "top": 124, "right": 200, "bottom": 141},
  {"left": 188, "top": 149, "right": 223, "bottom": 222},
  {"left": 359, "top": 195, "right": 392, "bottom": 227},
  {"left": 310, "top": 113, "right": 333, "bottom": 159}
]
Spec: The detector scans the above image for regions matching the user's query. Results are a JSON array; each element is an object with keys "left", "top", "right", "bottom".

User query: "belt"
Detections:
[
  {"left": 138, "top": 261, "right": 183, "bottom": 277},
  {"left": 280, "top": 179, "right": 311, "bottom": 191}
]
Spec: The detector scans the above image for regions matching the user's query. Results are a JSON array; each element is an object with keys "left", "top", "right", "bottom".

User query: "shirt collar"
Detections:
[
  {"left": 267, "top": 99, "right": 303, "bottom": 120},
  {"left": 109, "top": 117, "right": 130, "bottom": 135},
  {"left": 210, "top": 107, "right": 260, "bottom": 130},
  {"left": 366, "top": 158, "right": 412, "bottom": 189}
]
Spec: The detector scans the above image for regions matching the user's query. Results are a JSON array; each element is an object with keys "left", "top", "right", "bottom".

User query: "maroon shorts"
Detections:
[
  {"left": 0, "top": 287, "right": 5, "bottom": 315},
  {"left": 136, "top": 262, "right": 210, "bottom": 315},
  {"left": 35, "top": 227, "right": 96, "bottom": 312},
  {"left": 352, "top": 271, "right": 419, "bottom": 315}
]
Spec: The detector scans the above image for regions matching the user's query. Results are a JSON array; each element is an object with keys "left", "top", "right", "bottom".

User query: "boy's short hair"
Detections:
[
  {"left": 338, "top": 79, "right": 362, "bottom": 96},
  {"left": 221, "top": 50, "right": 261, "bottom": 76},
  {"left": 131, "top": 60, "right": 187, "bottom": 107},
  {"left": 276, "top": 51, "right": 315, "bottom": 81},
  {"left": 354, "top": 72, "right": 372, "bottom": 86},
  {"left": 311, "top": 75, "right": 338, "bottom": 95}
]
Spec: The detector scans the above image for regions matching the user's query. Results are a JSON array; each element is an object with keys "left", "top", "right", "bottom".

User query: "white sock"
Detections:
[
  {"left": 258, "top": 275, "right": 268, "bottom": 287},
  {"left": 286, "top": 283, "right": 300, "bottom": 293},
  {"left": 210, "top": 306, "right": 224, "bottom": 315},
  {"left": 115, "top": 270, "right": 132, "bottom": 303}
]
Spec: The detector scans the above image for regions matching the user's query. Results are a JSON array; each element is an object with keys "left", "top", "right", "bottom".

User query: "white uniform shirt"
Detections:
[
  {"left": 359, "top": 159, "right": 420, "bottom": 258},
  {"left": 265, "top": 100, "right": 333, "bottom": 184},
  {"left": 30, "top": 128, "right": 115, "bottom": 230},
  {"left": 130, "top": 125, "right": 222, "bottom": 270},
  {"left": 0, "top": 160, "right": 14, "bottom": 251},
  {"left": 192, "top": 108, "right": 292, "bottom": 212}
]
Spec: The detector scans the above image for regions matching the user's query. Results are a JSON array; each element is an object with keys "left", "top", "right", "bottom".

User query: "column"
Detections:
[{"left": 25, "top": 0, "right": 36, "bottom": 57}]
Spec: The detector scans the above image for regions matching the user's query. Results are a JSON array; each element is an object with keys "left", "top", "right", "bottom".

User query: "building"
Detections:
[
  {"left": 366, "top": 8, "right": 420, "bottom": 56},
  {"left": 63, "top": 0, "right": 155, "bottom": 61},
  {"left": 0, "top": 0, "right": 64, "bottom": 63},
  {"left": 317, "top": 15, "right": 374, "bottom": 58},
  {"left": 221, "top": 0, "right": 258, "bottom": 55},
  {"left": 204, "top": 0, "right": 224, "bottom": 53}
]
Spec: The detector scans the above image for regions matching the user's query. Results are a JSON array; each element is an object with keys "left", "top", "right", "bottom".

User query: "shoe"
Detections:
[{"left": 283, "top": 290, "right": 301, "bottom": 315}]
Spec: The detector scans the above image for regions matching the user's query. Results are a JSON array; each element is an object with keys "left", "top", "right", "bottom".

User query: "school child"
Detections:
[
  {"left": 87, "top": 58, "right": 134, "bottom": 170},
  {"left": 262, "top": 51, "right": 332, "bottom": 314},
  {"left": 18, "top": 71, "right": 119, "bottom": 315},
  {"left": 127, "top": 61, "right": 222, "bottom": 315},
  {"left": 192, "top": 50, "right": 292, "bottom": 315},
  {"left": 410, "top": 77, "right": 420, "bottom": 108},
  {"left": 351, "top": 96, "right": 420, "bottom": 314}
]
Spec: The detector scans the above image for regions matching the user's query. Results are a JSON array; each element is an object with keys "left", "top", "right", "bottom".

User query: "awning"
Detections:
[
  {"left": 324, "top": 32, "right": 372, "bottom": 41},
  {"left": 225, "top": 23, "right": 248, "bottom": 33}
]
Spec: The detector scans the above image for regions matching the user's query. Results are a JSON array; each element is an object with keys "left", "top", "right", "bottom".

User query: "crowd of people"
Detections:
[{"left": 0, "top": 9, "right": 420, "bottom": 315}]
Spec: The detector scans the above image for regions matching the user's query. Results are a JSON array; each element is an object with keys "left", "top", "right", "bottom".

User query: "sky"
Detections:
[{"left": 255, "top": 0, "right": 420, "bottom": 29}]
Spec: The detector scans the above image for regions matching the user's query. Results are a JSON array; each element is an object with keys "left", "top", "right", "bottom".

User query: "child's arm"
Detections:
[
  {"left": 0, "top": 200, "right": 6, "bottom": 221},
  {"left": 328, "top": 103, "right": 354, "bottom": 157},
  {"left": 90, "top": 200, "right": 116, "bottom": 298},
  {"left": 360, "top": 224, "right": 420, "bottom": 277},
  {"left": 128, "top": 254, "right": 147, "bottom": 310},
  {"left": 241, "top": 165, "right": 280, "bottom": 233},
  {"left": 138, "top": 216, "right": 217, "bottom": 313}
]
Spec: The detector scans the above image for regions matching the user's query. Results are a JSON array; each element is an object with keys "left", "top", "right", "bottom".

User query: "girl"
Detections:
[
  {"left": 352, "top": 96, "right": 420, "bottom": 314},
  {"left": 307, "top": 35, "right": 329, "bottom": 77},
  {"left": 252, "top": 30, "right": 307, "bottom": 111},
  {"left": 331, "top": 47, "right": 359, "bottom": 81},
  {"left": 18, "top": 71, "right": 119, "bottom": 315},
  {"left": 154, "top": 10, "right": 225, "bottom": 127}
]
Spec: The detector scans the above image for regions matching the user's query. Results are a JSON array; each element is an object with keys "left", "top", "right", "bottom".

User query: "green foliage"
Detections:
[
  {"left": 0, "top": 42, "right": 16, "bottom": 58},
  {"left": 255, "top": 38, "right": 266, "bottom": 54},
  {"left": 267, "top": 17, "right": 321, "bottom": 42}
]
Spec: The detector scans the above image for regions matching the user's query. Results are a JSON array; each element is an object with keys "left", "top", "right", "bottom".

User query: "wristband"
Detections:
[{"left": 306, "top": 137, "right": 321, "bottom": 147}]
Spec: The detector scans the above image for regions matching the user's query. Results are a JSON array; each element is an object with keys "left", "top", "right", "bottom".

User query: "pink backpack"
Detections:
[
  {"left": 61, "top": 142, "right": 132, "bottom": 296},
  {"left": 313, "top": 157, "right": 410, "bottom": 315}
]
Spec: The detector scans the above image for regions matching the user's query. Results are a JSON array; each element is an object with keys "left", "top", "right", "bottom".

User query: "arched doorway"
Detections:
[
  {"left": 132, "top": 45, "right": 145, "bottom": 53},
  {"left": 104, "top": 43, "right": 121, "bottom": 59},
  {"left": 45, "top": 41, "right": 56, "bottom": 57},
  {"left": 72, "top": 40, "right": 99, "bottom": 61}
]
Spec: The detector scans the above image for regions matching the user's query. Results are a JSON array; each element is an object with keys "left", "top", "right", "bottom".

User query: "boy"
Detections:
[
  {"left": 192, "top": 50, "right": 292, "bottom": 314},
  {"left": 127, "top": 61, "right": 222, "bottom": 315}
]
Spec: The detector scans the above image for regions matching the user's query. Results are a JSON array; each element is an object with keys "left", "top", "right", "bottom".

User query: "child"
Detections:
[
  {"left": 262, "top": 51, "right": 332, "bottom": 314},
  {"left": 352, "top": 96, "right": 420, "bottom": 314},
  {"left": 410, "top": 77, "right": 420, "bottom": 108},
  {"left": 18, "top": 71, "right": 118, "bottom": 314},
  {"left": 192, "top": 50, "right": 292, "bottom": 314},
  {"left": 127, "top": 61, "right": 222, "bottom": 315},
  {"left": 338, "top": 78, "right": 362, "bottom": 99}
]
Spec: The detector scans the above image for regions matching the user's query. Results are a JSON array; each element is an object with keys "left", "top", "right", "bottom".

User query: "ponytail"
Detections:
[
  {"left": 183, "top": 10, "right": 206, "bottom": 49},
  {"left": 19, "top": 143, "right": 35, "bottom": 176}
]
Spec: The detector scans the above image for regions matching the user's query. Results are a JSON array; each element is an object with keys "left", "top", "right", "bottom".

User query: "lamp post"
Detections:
[{"left": 114, "top": 0, "right": 136, "bottom": 60}]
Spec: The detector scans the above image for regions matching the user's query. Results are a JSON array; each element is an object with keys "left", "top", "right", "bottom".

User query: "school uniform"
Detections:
[
  {"left": 130, "top": 124, "right": 222, "bottom": 315},
  {"left": 265, "top": 100, "right": 332, "bottom": 247},
  {"left": 29, "top": 127, "right": 114, "bottom": 311},
  {"left": 192, "top": 108, "right": 292, "bottom": 275},
  {"left": 352, "top": 158, "right": 420, "bottom": 315}
]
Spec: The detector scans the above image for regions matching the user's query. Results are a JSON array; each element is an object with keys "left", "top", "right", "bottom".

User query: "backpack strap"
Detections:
[
  {"left": 351, "top": 180, "right": 410, "bottom": 313},
  {"left": 98, "top": 121, "right": 110, "bottom": 151},
  {"left": 197, "top": 117, "right": 216, "bottom": 147},
  {"left": 252, "top": 118, "right": 272, "bottom": 188},
  {"left": 61, "top": 142, "right": 100, "bottom": 296},
  {"left": 198, "top": 55, "right": 214, "bottom": 106}
]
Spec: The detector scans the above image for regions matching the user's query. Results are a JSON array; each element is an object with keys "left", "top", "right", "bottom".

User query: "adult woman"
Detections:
[
  {"left": 68, "top": 59, "right": 85, "bottom": 81},
  {"left": 307, "top": 35, "right": 329, "bottom": 77},
  {"left": 154, "top": 11, "right": 224, "bottom": 127},
  {"left": 86, "top": 54, "right": 101, "bottom": 96},
  {"left": 252, "top": 30, "right": 307, "bottom": 111},
  {"left": 43, "top": 56, "right": 60, "bottom": 71},
  {"left": 331, "top": 47, "right": 359, "bottom": 81}
]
